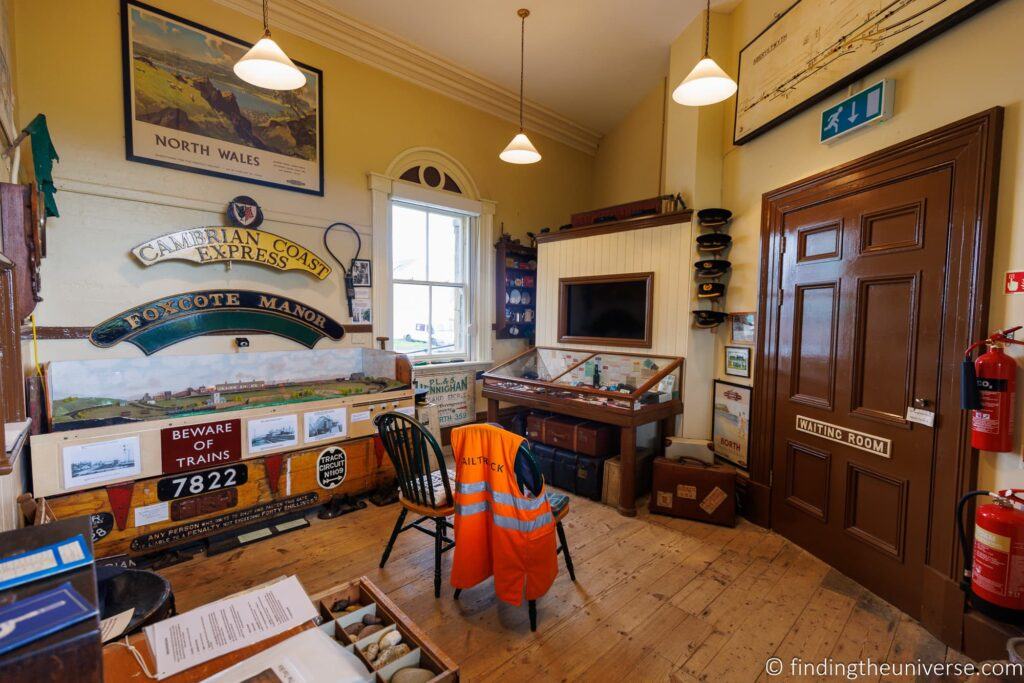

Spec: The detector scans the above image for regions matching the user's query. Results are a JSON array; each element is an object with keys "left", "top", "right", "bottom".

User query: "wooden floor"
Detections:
[{"left": 158, "top": 493, "right": 975, "bottom": 682}]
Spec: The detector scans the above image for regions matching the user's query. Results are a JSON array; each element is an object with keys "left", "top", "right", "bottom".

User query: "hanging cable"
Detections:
[{"left": 322, "top": 221, "right": 362, "bottom": 321}]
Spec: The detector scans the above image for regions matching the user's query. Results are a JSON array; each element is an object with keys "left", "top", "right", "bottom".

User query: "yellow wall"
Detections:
[
  {"left": 12, "top": 0, "right": 594, "bottom": 364},
  {"left": 591, "top": 80, "right": 665, "bottom": 208},
  {"left": 650, "top": 0, "right": 1024, "bottom": 488}
]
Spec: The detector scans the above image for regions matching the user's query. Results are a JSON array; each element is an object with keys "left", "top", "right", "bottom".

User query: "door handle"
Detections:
[{"left": 913, "top": 398, "right": 932, "bottom": 409}]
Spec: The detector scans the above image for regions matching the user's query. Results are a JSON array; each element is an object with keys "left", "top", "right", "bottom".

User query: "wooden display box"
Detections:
[
  {"left": 311, "top": 577, "right": 458, "bottom": 682},
  {"left": 601, "top": 448, "right": 655, "bottom": 508}
]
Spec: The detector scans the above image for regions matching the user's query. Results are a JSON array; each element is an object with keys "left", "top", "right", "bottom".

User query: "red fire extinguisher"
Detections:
[
  {"left": 958, "top": 489, "right": 1024, "bottom": 622},
  {"left": 962, "top": 326, "right": 1023, "bottom": 452}
]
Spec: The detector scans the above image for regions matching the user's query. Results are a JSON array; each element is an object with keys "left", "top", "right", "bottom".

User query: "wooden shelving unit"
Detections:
[{"left": 494, "top": 238, "right": 537, "bottom": 341}]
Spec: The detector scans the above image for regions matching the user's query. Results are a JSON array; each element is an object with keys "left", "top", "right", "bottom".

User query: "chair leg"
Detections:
[
  {"left": 434, "top": 516, "right": 443, "bottom": 598},
  {"left": 528, "top": 600, "right": 537, "bottom": 632},
  {"left": 556, "top": 520, "right": 576, "bottom": 582},
  {"left": 379, "top": 508, "right": 407, "bottom": 568}
]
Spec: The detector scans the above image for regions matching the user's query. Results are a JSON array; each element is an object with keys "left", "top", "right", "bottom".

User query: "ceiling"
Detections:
[{"left": 323, "top": 0, "right": 728, "bottom": 135}]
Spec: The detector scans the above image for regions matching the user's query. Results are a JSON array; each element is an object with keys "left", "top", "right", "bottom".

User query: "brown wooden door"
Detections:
[{"left": 770, "top": 167, "right": 954, "bottom": 617}]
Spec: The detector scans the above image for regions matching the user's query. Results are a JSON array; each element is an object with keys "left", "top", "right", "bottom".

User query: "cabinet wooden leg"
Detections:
[
  {"left": 618, "top": 426, "right": 637, "bottom": 517},
  {"left": 486, "top": 398, "right": 499, "bottom": 423},
  {"left": 659, "top": 415, "right": 676, "bottom": 456}
]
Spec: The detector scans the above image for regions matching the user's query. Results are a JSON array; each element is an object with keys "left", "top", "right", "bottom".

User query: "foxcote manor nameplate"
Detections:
[
  {"left": 89, "top": 290, "right": 345, "bottom": 354},
  {"left": 132, "top": 227, "right": 332, "bottom": 280}
]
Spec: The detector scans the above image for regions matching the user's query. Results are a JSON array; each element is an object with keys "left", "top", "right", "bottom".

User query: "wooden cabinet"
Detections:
[{"left": 494, "top": 238, "right": 536, "bottom": 340}]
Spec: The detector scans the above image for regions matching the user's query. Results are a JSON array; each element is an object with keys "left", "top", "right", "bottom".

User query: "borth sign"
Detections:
[{"left": 160, "top": 419, "right": 242, "bottom": 473}]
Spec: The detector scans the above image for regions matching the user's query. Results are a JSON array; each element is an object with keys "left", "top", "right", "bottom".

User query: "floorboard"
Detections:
[{"left": 157, "top": 492, "right": 974, "bottom": 682}]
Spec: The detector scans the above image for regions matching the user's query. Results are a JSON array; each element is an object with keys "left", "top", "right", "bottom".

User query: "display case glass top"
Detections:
[{"left": 482, "top": 346, "right": 683, "bottom": 413}]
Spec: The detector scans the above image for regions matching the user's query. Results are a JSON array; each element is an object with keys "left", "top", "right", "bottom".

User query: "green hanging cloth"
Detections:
[{"left": 22, "top": 114, "right": 60, "bottom": 218}]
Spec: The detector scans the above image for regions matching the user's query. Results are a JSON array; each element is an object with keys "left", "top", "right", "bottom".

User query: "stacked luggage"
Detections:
[{"left": 525, "top": 414, "right": 616, "bottom": 500}]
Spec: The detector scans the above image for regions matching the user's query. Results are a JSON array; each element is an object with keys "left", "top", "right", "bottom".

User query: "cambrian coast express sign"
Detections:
[{"left": 131, "top": 227, "right": 332, "bottom": 280}]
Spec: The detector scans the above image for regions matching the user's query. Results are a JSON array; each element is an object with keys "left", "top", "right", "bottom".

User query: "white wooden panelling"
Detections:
[{"left": 537, "top": 221, "right": 694, "bottom": 357}]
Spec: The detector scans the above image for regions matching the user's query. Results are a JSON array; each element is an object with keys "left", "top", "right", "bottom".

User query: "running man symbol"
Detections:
[{"left": 824, "top": 106, "right": 842, "bottom": 133}]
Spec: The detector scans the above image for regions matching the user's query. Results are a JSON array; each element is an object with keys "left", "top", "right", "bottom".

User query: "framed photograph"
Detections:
[
  {"left": 734, "top": 0, "right": 997, "bottom": 144},
  {"left": 350, "top": 259, "right": 372, "bottom": 287},
  {"left": 730, "top": 312, "right": 755, "bottom": 344},
  {"left": 63, "top": 436, "right": 142, "bottom": 488},
  {"left": 247, "top": 414, "right": 298, "bottom": 454},
  {"left": 712, "top": 380, "right": 751, "bottom": 469},
  {"left": 724, "top": 346, "right": 751, "bottom": 378},
  {"left": 304, "top": 407, "right": 347, "bottom": 444},
  {"left": 121, "top": 0, "right": 324, "bottom": 195}
]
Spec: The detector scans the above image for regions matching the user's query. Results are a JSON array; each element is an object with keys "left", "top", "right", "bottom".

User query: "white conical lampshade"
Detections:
[
  {"left": 499, "top": 132, "right": 541, "bottom": 164},
  {"left": 672, "top": 57, "right": 737, "bottom": 106},
  {"left": 234, "top": 36, "right": 306, "bottom": 90}
]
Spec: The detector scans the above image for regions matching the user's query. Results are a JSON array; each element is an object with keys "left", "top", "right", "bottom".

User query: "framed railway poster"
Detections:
[
  {"left": 121, "top": 0, "right": 324, "bottom": 194},
  {"left": 734, "top": 0, "right": 999, "bottom": 144}
]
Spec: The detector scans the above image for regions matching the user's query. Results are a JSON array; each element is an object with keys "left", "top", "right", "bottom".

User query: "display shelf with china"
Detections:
[{"left": 494, "top": 236, "right": 538, "bottom": 340}]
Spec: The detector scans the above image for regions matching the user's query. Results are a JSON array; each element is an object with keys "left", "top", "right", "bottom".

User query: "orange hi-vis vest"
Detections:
[{"left": 450, "top": 424, "right": 557, "bottom": 606}]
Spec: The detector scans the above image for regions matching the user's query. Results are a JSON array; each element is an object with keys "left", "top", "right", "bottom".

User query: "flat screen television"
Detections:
[{"left": 558, "top": 273, "right": 653, "bottom": 347}]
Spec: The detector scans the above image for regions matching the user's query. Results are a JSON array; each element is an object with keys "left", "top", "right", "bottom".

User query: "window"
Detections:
[{"left": 390, "top": 200, "right": 471, "bottom": 359}]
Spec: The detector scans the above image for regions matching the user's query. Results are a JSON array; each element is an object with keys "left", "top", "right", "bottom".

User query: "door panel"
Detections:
[{"left": 770, "top": 170, "right": 952, "bottom": 617}]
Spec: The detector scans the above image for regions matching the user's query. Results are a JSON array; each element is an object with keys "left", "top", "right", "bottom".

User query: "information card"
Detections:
[{"left": 144, "top": 575, "right": 317, "bottom": 679}]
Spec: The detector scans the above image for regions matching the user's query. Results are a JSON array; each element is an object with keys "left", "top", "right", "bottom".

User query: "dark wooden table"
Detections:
[{"left": 482, "top": 388, "right": 682, "bottom": 516}]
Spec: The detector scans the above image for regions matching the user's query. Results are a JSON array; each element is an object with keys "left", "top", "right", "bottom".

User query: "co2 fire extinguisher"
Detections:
[
  {"left": 962, "top": 326, "right": 1024, "bottom": 452},
  {"left": 957, "top": 489, "right": 1024, "bottom": 622}
]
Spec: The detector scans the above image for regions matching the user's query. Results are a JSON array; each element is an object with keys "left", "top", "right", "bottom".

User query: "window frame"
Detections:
[
  {"left": 369, "top": 170, "right": 495, "bottom": 366},
  {"left": 389, "top": 199, "right": 472, "bottom": 361}
]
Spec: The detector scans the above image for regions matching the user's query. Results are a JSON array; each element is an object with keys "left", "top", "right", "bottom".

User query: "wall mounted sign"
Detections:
[
  {"left": 160, "top": 419, "right": 241, "bottom": 473},
  {"left": 819, "top": 80, "right": 893, "bottom": 143},
  {"left": 89, "top": 290, "right": 345, "bottom": 354},
  {"left": 228, "top": 196, "right": 263, "bottom": 228},
  {"left": 170, "top": 488, "right": 238, "bottom": 521},
  {"left": 90, "top": 513, "right": 115, "bottom": 545},
  {"left": 129, "top": 493, "right": 319, "bottom": 552},
  {"left": 795, "top": 415, "right": 892, "bottom": 458},
  {"left": 316, "top": 447, "right": 347, "bottom": 489},
  {"left": 1005, "top": 270, "right": 1024, "bottom": 294},
  {"left": 735, "top": 0, "right": 995, "bottom": 144},
  {"left": 157, "top": 464, "right": 248, "bottom": 501},
  {"left": 131, "top": 227, "right": 331, "bottom": 279},
  {"left": 121, "top": 1, "right": 324, "bottom": 195}
]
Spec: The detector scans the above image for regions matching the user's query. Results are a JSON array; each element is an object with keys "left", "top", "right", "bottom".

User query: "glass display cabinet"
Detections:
[
  {"left": 482, "top": 347, "right": 684, "bottom": 518},
  {"left": 482, "top": 346, "right": 683, "bottom": 414}
]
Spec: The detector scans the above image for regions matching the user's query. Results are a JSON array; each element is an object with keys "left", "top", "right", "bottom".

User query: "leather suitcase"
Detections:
[
  {"left": 525, "top": 412, "right": 547, "bottom": 442},
  {"left": 544, "top": 417, "right": 580, "bottom": 450},
  {"left": 526, "top": 413, "right": 616, "bottom": 457},
  {"left": 649, "top": 457, "right": 736, "bottom": 526},
  {"left": 532, "top": 442, "right": 557, "bottom": 488},
  {"left": 575, "top": 454, "right": 608, "bottom": 501},
  {"left": 553, "top": 449, "right": 578, "bottom": 493}
]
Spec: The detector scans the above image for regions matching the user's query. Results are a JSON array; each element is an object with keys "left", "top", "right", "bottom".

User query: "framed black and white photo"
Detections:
[
  {"left": 712, "top": 380, "right": 751, "bottom": 469},
  {"left": 350, "top": 259, "right": 372, "bottom": 287},
  {"left": 724, "top": 346, "right": 751, "bottom": 378},
  {"left": 62, "top": 436, "right": 142, "bottom": 489},
  {"left": 734, "top": 0, "right": 997, "bottom": 144},
  {"left": 304, "top": 406, "right": 347, "bottom": 443},
  {"left": 121, "top": 0, "right": 324, "bottom": 194},
  {"left": 730, "top": 312, "right": 755, "bottom": 344},
  {"left": 247, "top": 414, "right": 298, "bottom": 454}
]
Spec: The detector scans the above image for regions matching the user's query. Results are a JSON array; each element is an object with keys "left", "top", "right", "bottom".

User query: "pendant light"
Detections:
[
  {"left": 500, "top": 9, "right": 541, "bottom": 164},
  {"left": 672, "top": 0, "right": 736, "bottom": 106},
  {"left": 234, "top": 0, "right": 306, "bottom": 91}
]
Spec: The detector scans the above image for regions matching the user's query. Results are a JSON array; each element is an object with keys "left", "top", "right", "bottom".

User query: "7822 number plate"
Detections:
[{"left": 157, "top": 464, "right": 248, "bottom": 501}]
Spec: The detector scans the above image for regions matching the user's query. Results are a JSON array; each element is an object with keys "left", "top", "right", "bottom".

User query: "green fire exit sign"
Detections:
[{"left": 820, "top": 79, "right": 894, "bottom": 143}]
